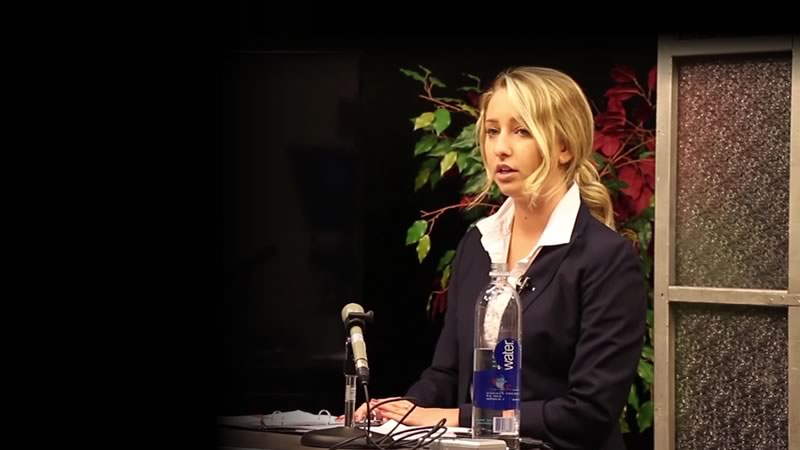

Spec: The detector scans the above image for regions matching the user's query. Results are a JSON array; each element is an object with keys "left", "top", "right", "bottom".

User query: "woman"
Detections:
[{"left": 357, "top": 66, "right": 647, "bottom": 450}]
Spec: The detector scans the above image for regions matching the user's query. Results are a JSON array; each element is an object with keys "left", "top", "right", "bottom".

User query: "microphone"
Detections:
[{"left": 341, "top": 303, "right": 373, "bottom": 385}]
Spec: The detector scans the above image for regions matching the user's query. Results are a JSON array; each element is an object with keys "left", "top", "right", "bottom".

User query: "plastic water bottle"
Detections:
[{"left": 472, "top": 262, "right": 522, "bottom": 450}]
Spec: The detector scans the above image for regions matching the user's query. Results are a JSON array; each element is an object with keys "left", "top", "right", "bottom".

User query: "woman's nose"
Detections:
[{"left": 493, "top": 135, "right": 512, "bottom": 156}]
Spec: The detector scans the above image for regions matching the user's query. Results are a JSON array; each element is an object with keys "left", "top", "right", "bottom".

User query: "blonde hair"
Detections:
[{"left": 472, "top": 66, "right": 614, "bottom": 228}]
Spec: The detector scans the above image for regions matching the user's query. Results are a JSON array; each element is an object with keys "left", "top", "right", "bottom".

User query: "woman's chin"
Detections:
[{"left": 496, "top": 183, "right": 523, "bottom": 198}]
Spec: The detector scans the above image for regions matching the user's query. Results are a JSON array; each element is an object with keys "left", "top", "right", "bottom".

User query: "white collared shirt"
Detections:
[
  {"left": 473, "top": 183, "right": 581, "bottom": 347},
  {"left": 476, "top": 182, "right": 581, "bottom": 283}
]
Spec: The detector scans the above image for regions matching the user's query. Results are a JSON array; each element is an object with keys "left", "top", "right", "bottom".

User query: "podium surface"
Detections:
[{"left": 219, "top": 427, "right": 314, "bottom": 450}]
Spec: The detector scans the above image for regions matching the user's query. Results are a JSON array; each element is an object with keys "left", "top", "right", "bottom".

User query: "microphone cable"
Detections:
[{"left": 329, "top": 386, "right": 448, "bottom": 450}]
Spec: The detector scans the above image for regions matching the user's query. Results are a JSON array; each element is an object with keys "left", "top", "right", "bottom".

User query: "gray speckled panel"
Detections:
[
  {"left": 675, "top": 54, "right": 791, "bottom": 289},
  {"left": 675, "top": 303, "right": 788, "bottom": 449}
]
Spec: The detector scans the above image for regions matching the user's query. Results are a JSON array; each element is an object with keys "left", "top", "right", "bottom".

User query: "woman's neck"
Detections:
[{"left": 511, "top": 184, "right": 567, "bottom": 237}]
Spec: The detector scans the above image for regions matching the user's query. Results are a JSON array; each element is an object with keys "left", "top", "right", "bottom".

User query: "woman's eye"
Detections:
[
  {"left": 516, "top": 128, "right": 530, "bottom": 136},
  {"left": 487, "top": 128, "right": 499, "bottom": 136}
]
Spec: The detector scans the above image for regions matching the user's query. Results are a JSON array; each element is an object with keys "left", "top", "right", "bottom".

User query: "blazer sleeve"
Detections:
[
  {"left": 521, "top": 237, "right": 647, "bottom": 449},
  {"left": 405, "top": 231, "right": 471, "bottom": 407}
]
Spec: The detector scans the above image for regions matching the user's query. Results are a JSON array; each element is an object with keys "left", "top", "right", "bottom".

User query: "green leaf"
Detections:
[
  {"left": 430, "top": 169, "right": 442, "bottom": 188},
  {"left": 456, "top": 152, "right": 470, "bottom": 173},
  {"left": 646, "top": 309, "right": 654, "bottom": 328},
  {"left": 464, "top": 73, "right": 481, "bottom": 84},
  {"left": 421, "top": 158, "right": 438, "bottom": 171},
  {"left": 414, "top": 112, "right": 435, "bottom": 130},
  {"left": 441, "top": 264, "right": 451, "bottom": 289},
  {"left": 457, "top": 86, "right": 482, "bottom": 93},
  {"left": 400, "top": 68, "right": 426, "bottom": 83},
  {"left": 638, "top": 221, "right": 653, "bottom": 252},
  {"left": 641, "top": 344, "right": 654, "bottom": 361},
  {"left": 605, "top": 179, "right": 628, "bottom": 193},
  {"left": 417, "top": 235, "right": 431, "bottom": 262},
  {"left": 460, "top": 104, "right": 479, "bottom": 117},
  {"left": 462, "top": 172, "right": 488, "bottom": 194},
  {"left": 488, "top": 183, "right": 502, "bottom": 201},
  {"left": 405, "top": 220, "right": 427, "bottom": 246},
  {"left": 469, "top": 146, "right": 482, "bottom": 159},
  {"left": 437, "top": 250, "right": 456, "bottom": 271},
  {"left": 619, "top": 413, "right": 630, "bottom": 434},
  {"left": 440, "top": 151, "right": 458, "bottom": 175},
  {"left": 433, "top": 108, "right": 451, "bottom": 135},
  {"left": 452, "top": 124, "right": 476, "bottom": 149},
  {"left": 418, "top": 65, "right": 431, "bottom": 75},
  {"left": 637, "top": 359, "right": 654, "bottom": 385},
  {"left": 463, "top": 161, "right": 483, "bottom": 177},
  {"left": 628, "top": 384, "right": 640, "bottom": 412},
  {"left": 641, "top": 205, "right": 655, "bottom": 222},
  {"left": 637, "top": 401, "right": 654, "bottom": 432},
  {"left": 640, "top": 252, "right": 652, "bottom": 277},
  {"left": 414, "top": 167, "right": 431, "bottom": 191},
  {"left": 639, "top": 151, "right": 654, "bottom": 159},
  {"left": 429, "top": 140, "right": 452, "bottom": 157},
  {"left": 429, "top": 77, "right": 446, "bottom": 88},
  {"left": 592, "top": 152, "right": 607, "bottom": 170},
  {"left": 414, "top": 135, "right": 438, "bottom": 156}
]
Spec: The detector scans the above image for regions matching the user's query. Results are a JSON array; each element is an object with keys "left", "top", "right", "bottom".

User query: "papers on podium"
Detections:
[
  {"left": 218, "top": 410, "right": 341, "bottom": 432},
  {"left": 218, "top": 410, "right": 473, "bottom": 441}
]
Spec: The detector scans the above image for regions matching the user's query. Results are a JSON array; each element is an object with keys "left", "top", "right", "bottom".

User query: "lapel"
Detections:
[{"left": 519, "top": 203, "right": 591, "bottom": 312}]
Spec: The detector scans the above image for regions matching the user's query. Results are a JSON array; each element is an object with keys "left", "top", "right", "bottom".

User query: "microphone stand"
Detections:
[
  {"left": 343, "top": 340, "right": 358, "bottom": 427},
  {"left": 301, "top": 310, "right": 391, "bottom": 448}
]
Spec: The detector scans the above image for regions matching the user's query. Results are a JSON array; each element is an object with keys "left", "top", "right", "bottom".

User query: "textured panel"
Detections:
[
  {"left": 675, "top": 303, "right": 788, "bottom": 450},
  {"left": 675, "top": 54, "right": 791, "bottom": 289}
]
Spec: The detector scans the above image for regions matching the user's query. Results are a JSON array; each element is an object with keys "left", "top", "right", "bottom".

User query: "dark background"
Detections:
[{"left": 214, "top": 11, "right": 656, "bottom": 448}]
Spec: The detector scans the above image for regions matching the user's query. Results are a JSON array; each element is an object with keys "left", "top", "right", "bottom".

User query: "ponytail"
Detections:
[{"left": 574, "top": 159, "right": 615, "bottom": 229}]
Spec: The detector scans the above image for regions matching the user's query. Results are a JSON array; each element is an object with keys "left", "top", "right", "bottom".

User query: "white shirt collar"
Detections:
[{"left": 475, "top": 182, "right": 581, "bottom": 265}]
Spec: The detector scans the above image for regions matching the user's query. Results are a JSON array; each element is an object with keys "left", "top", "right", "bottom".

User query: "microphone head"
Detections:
[{"left": 341, "top": 303, "right": 365, "bottom": 322}]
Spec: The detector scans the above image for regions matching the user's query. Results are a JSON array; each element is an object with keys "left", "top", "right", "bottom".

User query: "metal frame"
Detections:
[
  {"left": 788, "top": 34, "right": 800, "bottom": 450},
  {"left": 654, "top": 36, "right": 678, "bottom": 450},
  {"left": 668, "top": 287, "right": 799, "bottom": 307},
  {"left": 654, "top": 35, "right": 799, "bottom": 450}
]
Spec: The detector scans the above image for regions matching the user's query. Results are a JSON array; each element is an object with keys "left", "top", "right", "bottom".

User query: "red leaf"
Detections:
[
  {"left": 596, "top": 112, "right": 626, "bottom": 128},
  {"left": 640, "top": 159, "right": 655, "bottom": 189},
  {"left": 600, "top": 135, "right": 622, "bottom": 157},
  {"left": 607, "top": 97, "right": 625, "bottom": 114},
  {"left": 613, "top": 194, "right": 635, "bottom": 224},
  {"left": 467, "top": 92, "right": 480, "bottom": 107},
  {"left": 635, "top": 186, "right": 654, "bottom": 216},
  {"left": 604, "top": 84, "right": 639, "bottom": 101},
  {"left": 632, "top": 101, "right": 654, "bottom": 126},
  {"left": 618, "top": 165, "right": 643, "bottom": 199},
  {"left": 648, "top": 66, "right": 657, "bottom": 93},
  {"left": 430, "top": 289, "right": 449, "bottom": 320},
  {"left": 645, "top": 140, "right": 655, "bottom": 153},
  {"left": 611, "top": 65, "right": 637, "bottom": 83},
  {"left": 593, "top": 132, "right": 604, "bottom": 151},
  {"left": 602, "top": 125, "right": 628, "bottom": 135},
  {"left": 437, "top": 291, "right": 447, "bottom": 315}
]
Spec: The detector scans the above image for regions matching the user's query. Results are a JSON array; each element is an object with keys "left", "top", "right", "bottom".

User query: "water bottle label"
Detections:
[{"left": 473, "top": 338, "right": 520, "bottom": 410}]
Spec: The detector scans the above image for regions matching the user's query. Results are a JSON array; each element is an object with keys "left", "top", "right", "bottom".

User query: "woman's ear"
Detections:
[{"left": 557, "top": 143, "right": 574, "bottom": 165}]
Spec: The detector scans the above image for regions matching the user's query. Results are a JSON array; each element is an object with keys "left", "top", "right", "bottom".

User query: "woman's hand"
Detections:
[
  {"left": 374, "top": 400, "right": 458, "bottom": 427},
  {"left": 350, "top": 397, "right": 400, "bottom": 423}
]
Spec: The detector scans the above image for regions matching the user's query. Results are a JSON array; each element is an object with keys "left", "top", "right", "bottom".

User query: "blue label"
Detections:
[{"left": 473, "top": 339, "right": 520, "bottom": 410}]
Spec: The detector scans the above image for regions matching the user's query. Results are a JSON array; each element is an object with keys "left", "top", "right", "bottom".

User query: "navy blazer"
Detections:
[{"left": 406, "top": 202, "right": 647, "bottom": 450}]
